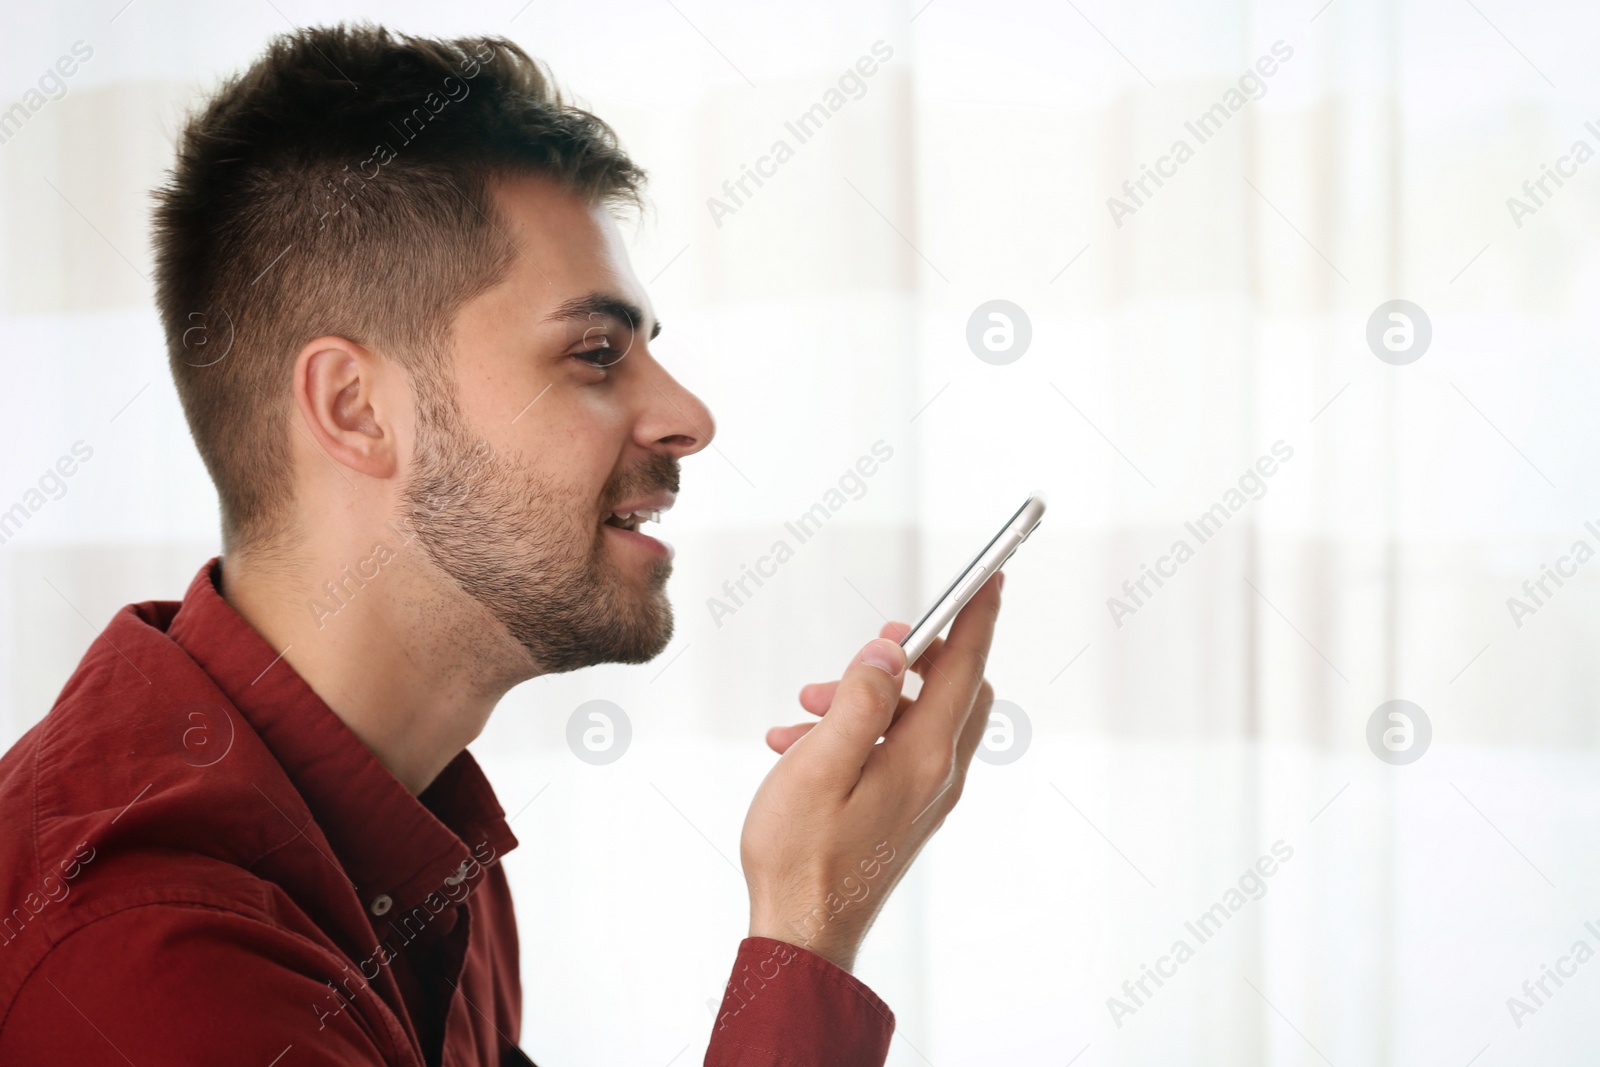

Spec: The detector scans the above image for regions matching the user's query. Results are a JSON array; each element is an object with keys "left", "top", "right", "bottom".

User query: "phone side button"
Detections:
[{"left": 958, "top": 567, "right": 988, "bottom": 601}]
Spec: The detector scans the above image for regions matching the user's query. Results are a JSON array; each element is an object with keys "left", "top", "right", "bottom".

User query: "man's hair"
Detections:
[{"left": 152, "top": 24, "right": 646, "bottom": 551}]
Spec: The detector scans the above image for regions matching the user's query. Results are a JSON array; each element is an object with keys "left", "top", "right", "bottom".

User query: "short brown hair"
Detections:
[{"left": 152, "top": 23, "right": 646, "bottom": 550}]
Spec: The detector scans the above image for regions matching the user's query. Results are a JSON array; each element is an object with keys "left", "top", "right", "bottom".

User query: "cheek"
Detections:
[
  {"left": 524, "top": 396, "right": 629, "bottom": 490},
  {"left": 449, "top": 341, "right": 523, "bottom": 425}
]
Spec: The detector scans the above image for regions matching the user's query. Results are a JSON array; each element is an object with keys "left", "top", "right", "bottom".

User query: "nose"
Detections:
[{"left": 634, "top": 355, "right": 715, "bottom": 460}]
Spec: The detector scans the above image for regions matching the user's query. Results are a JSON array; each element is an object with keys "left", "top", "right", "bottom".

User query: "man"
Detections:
[{"left": 0, "top": 24, "right": 1003, "bottom": 1067}]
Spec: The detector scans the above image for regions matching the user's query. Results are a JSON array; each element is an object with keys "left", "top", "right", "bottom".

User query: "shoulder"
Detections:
[
  {"left": 0, "top": 600, "right": 383, "bottom": 1050},
  {"left": 0, "top": 901, "right": 414, "bottom": 1066}
]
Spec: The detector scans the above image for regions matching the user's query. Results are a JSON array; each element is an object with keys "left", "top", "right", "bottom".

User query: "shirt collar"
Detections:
[{"left": 166, "top": 557, "right": 518, "bottom": 920}]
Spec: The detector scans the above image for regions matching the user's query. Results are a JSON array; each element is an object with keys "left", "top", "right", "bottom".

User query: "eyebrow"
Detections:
[{"left": 540, "top": 291, "right": 661, "bottom": 341}]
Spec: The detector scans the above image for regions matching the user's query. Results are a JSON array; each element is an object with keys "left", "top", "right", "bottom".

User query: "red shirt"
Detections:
[{"left": 0, "top": 558, "right": 895, "bottom": 1066}]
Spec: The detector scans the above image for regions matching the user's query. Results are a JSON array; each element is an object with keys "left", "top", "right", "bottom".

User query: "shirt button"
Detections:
[{"left": 370, "top": 894, "right": 393, "bottom": 916}]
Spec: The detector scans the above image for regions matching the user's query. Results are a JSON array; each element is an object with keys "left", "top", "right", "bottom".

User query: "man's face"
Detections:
[{"left": 402, "top": 174, "right": 714, "bottom": 675}]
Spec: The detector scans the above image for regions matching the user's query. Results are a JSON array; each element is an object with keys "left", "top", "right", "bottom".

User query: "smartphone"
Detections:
[{"left": 899, "top": 490, "right": 1046, "bottom": 665}]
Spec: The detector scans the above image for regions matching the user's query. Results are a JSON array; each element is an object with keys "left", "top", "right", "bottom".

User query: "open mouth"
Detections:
[
  {"left": 599, "top": 497, "right": 675, "bottom": 562},
  {"left": 602, "top": 508, "right": 662, "bottom": 533}
]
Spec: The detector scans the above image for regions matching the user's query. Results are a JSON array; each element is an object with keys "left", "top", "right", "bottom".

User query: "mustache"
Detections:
[{"left": 604, "top": 453, "right": 680, "bottom": 510}]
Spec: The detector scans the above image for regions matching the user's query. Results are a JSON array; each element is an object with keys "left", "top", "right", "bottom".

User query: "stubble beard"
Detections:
[{"left": 400, "top": 409, "right": 675, "bottom": 675}]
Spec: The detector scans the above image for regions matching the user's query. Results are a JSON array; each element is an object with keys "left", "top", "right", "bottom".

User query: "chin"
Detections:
[
  {"left": 628, "top": 559, "right": 675, "bottom": 644},
  {"left": 614, "top": 586, "right": 675, "bottom": 665},
  {"left": 610, "top": 622, "right": 673, "bottom": 665},
  {"left": 522, "top": 572, "right": 676, "bottom": 674}
]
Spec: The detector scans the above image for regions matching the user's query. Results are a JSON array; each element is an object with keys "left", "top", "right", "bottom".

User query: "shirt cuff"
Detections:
[{"left": 703, "top": 937, "right": 895, "bottom": 1067}]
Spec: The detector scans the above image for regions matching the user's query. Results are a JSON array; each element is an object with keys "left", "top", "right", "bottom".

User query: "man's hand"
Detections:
[{"left": 739, "top": 571, "right": 1004, "bottom": 972}]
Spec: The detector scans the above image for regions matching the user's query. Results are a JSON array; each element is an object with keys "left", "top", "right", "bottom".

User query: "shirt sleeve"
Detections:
[
  {"left": 0, "top": 903, "right": 412, "bottom": 1066},
  {"left": 703, "top": 937, "right": 895, "bottom": 1067}
]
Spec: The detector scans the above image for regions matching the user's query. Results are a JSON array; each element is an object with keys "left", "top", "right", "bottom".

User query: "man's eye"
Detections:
[{"left": 572, "top": 338, "right": 625, "bottom": 368}]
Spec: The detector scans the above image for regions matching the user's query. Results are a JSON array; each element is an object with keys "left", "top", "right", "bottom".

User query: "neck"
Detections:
[{"left": 219, "top": 526, "right": 532, "bottom": 794}]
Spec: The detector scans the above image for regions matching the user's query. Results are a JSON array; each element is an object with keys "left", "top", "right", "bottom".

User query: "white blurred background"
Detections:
[{"left": 5, "top": 0, "right": 1600, "bottom": 1063}]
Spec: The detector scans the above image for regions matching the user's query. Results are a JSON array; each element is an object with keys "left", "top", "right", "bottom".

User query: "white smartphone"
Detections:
[{"left": 899, "top": 490, "right": 1046, "bottom": 665}]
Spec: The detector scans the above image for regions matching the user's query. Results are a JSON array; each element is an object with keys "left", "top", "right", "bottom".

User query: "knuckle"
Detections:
[
  {"left": 853, "top": 666, "right": 901, "bottom": 704},
  {"left": 874, "top": 673, "right": 907, "bottom": 709}
]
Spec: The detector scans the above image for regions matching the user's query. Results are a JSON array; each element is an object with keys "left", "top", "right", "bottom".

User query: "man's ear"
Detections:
[{"left": 293, "top": 336, "right": 399, "bottom": 481}]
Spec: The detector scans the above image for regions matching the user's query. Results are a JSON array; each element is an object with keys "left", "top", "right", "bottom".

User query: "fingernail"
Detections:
[
  {"left": 998, "top": 571, "right": 1006, "bottom": 593},
  {"left": 860, "top": 639, "right": 905, "bottom": 677}
]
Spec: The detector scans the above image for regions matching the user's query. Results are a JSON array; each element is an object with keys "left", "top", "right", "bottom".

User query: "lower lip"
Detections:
[{"left": 602, "top": 521, "right": 673, "bottom": 561}]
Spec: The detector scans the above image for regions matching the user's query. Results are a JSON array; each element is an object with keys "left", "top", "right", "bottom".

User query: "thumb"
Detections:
[{"left": 795, "top": 638, "right": 907, "bottom": 787}]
